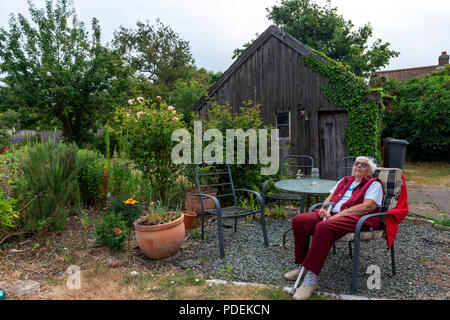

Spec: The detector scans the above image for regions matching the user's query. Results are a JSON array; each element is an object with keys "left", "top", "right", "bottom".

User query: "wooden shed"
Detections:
[{"left": 193, "top": 25, "right": 354, "bottom": 180}]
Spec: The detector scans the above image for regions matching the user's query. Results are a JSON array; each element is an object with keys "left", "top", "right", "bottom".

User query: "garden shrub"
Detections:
[
  {"left": 95, "top": 211, "right": 129, "bottom": 253},
  {"left": 372, "top": 65, "right": 450, "bottom": 161},
  {"left": 76, "top": 149, "right": 106, "bottom": 207},
  {"left": 108, "top": 159, "right": 141, "bottom": 197},
  {"left": 15, "top": 142, "right": 79, "bottom": 233},
  {"left": 107, "top": 194, "right": 143, "bottom": 228},
  {"left": 0, "top": 189, "right": 19, "bottom": 234},
  {"left": 200, "top": 101, "right": 276, "bottom": 194},
  {"left": 116, "top": 97, "right": 187, "bottom": 208},
  {"left": 0, "top": 151, "right": 20, "bottom": 234}
]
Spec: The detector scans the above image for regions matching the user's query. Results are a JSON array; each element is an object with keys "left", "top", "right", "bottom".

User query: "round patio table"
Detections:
[
  {"left": 274, "top": 178, "right": 338, "bottom": 211},
  {"left": 274, "top": 178, "right": 338, "bottom": 246}
]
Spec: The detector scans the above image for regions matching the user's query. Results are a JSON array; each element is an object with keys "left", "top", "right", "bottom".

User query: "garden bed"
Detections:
[{"left": 1, "top": 207, "right": 448, "bottom": 300}]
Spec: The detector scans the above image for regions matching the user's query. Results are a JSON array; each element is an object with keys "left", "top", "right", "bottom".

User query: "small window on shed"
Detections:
[{"left": 276, "top": 112, "right": 290, "bottom": 138}]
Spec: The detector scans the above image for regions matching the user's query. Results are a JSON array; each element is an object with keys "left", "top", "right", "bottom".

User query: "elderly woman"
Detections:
[{"left": 285, "top": 156, "right": 384, "bottom": 300}]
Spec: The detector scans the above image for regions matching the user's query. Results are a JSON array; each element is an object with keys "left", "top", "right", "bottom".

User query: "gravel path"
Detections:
[{"left": 181, "top": 216, "right": 450, "bottom": 300}]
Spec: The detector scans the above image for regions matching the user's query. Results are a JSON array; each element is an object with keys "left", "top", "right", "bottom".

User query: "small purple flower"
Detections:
[
  {"left": 16, "top": 137, "right": 21, "bottom": 141},
  {"left": 11, "top": 138, "right": 15, "bottom": 142}
]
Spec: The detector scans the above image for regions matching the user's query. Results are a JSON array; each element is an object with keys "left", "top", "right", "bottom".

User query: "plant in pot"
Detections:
[{"left": 133, "top": 201, "right": 185, "bottom": 259}]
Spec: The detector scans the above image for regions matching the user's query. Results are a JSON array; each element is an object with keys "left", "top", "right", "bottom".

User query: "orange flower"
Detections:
[{"left": 123, "top": 198, "right": 138, "bottom": 205}]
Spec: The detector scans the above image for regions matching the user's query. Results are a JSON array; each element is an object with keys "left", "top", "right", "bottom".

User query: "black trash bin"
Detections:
[{"left": 384, "top": 138, "right": 409, "bottom": 169}]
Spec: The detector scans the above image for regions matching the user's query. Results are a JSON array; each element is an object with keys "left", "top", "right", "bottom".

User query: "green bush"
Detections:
[
  {"left": 201, "top": 101, "right": 275, "bottom": 193},
  {"left": 108, "top": 159, "right": 140, "bottom": 197},
  {"left": 373, "top": 65, "right": 450, "bottom": 161},
  {"left": 117, "top": 97, "right": 187, "bottom": 208},
  {"left": 0, "top": 189, "right": 19, "bottom": 234},
  {"left": 15, "top": 142, "right": 79, "bottom": 233},
  {"left": 107, "top": 194, "right": 143, "bottom": 228},
  {"left": 95, "top": 211, "right": 129, "bottom": 253},
  {"left": 76, "top": 149, "right": 106, "bottom": 207}
]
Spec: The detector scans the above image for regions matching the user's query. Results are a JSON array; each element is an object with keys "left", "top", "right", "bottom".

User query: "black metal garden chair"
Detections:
[
  {"left": 309, "top": 167, "right": 405, "bottom": 293},
  {"left": 195, "top": 163, "right": 269, "bottom": 259},
  {"left": 261, "top": 154, "right": 314, "bottom": 209},
  {"left": 261, "top": 155, "right": 314, "bottom": 245}
]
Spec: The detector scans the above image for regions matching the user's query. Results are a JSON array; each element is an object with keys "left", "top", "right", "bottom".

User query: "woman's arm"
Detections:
[
  {"left": 317, "top": 193, "right": 333, "bottom": 219},
  {"left": 328, "top": 199, "right": 378, "bottom": 219}
]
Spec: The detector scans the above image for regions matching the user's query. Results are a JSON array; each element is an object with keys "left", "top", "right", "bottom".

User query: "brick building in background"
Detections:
[{"left": 374, "top": 51, "right": 449, "bottom": 82}]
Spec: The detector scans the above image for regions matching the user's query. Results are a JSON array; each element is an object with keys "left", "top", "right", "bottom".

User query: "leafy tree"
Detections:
[
  {"left": 112, "top": 19, "right": 195, "bottom": 88},
  {"left": 235, "top": 0, "right": 399, "bottom": 78},
  {"left": 0, "top": 0, "right": 132, "bottom": 145},
  {"left": 371, "top": 65, "right": 450, "bottom": 161}
]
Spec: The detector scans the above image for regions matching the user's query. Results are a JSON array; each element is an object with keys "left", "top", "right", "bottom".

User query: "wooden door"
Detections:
[{"left": 318, "top": 111, "right": 348, "bottom": 180}]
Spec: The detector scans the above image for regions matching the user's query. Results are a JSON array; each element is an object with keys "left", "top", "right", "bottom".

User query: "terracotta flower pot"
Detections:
[
  {"left": 133, "top": 213, "right": 185, "bottom": 259},
  {"left": 184, "top": 188, "right": 217, "bottom": 215},
  {"left": 181, "top": 209, "right": 196, "bottom": 230}
]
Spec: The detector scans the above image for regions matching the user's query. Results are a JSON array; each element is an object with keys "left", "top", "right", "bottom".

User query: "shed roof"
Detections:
[{"left": 192, "top": 25, "right": 328, "bottom": 111}]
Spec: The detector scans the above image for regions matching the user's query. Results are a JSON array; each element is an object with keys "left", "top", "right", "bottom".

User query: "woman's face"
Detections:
[{"left": 352, "top": 158, "right": 371, "bottom": 179}]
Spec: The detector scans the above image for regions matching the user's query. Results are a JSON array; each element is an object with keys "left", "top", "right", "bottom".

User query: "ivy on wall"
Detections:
[{"left": 302, "top": 50, "right": 383, "bottom": 164}]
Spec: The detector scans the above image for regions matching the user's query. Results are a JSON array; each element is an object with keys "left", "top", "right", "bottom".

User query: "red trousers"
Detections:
[{"left": 292, "top": 211, "right": 369, "bottom": 276}]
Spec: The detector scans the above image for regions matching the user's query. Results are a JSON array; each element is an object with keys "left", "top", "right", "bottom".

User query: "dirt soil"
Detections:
[{"left": 0, "top": 210, "right": 195, "bottom": 299}]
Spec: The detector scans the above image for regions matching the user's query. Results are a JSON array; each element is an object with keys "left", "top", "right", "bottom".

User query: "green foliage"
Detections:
[
  {"left": 200, "top": 102, "right": 276, "bottom": 193},
  {"left": 371, "top": 65, "right": 450, "bottom": 161},
  {"left": 235, "top": 0, "right": 399, "bottom": 78},
  {"left": 0, "top": 0, "right": 133, "bottom": 145},
  {"left": 0, "top": 151, "right": 21, "bottom": 234},
  {"left": 107, "top": 194, "right": 143, "bottom": 228},
  {"left": 76, "top": 149, "right": 105, "bottom": 207},
  {"left": 144, "top": 201, "right": 181, "bottom": 225},
  {"left": 168, "top": 80, "right": 208, "bottom": 125},
  {"left": 302, "top": 51, "right": 383, "bottom": 163},
  {"left": 0, "top": 189, "right": 19, "bottom": 234},
  {"left": 95, "top": 211, "right": 129, "bottom": 253},
  {"left": 15, "top": 142, "right": 79, "bottom": 233},
  {"left": 112, "top": 19, "right": 194, "bottom": 87},
  {"left": 108, "top": 158, "right": 141, "bottom": 197},
  {"left": 116, "top": 97, "right": 187, "bottom": 207}
]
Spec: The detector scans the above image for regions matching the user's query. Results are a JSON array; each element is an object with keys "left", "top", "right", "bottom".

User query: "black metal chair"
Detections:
[
  {"left": 261, "top": 154, "right": 314, "bottom": 209},
  {"left": 195, "top": 163, "right": 269, "bottom": 258},
  {"left": 261, "top": 155, "right": 314, "bottom": 246},
  {"left": 309, "top": 167, "right": 405, "bottom": 293}
]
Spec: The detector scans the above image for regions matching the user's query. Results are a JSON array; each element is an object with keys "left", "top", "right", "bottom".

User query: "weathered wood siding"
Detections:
[{"left": 198, "top": 36, "right": 348, "bottom": 179}]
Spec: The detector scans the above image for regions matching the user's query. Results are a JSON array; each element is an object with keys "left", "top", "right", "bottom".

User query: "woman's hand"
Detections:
[
  {"left": 318, "top": 207, "right": 332, "bottom": 220},
  {"left": 318, "top": 207, "right": 327, "bottom": 219}
]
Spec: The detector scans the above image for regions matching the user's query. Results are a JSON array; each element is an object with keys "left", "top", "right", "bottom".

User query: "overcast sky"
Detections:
[{"left": 0, "top": 0, "right": 449, "bottom": 73}]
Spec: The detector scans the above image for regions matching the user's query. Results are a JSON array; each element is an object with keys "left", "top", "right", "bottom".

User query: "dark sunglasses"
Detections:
[{"left": 353, "top": 161, "right": 369, "bottom": 168}]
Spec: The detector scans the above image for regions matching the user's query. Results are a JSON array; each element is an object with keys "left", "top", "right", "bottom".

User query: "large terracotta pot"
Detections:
[
  {"left": 184, "top": 188, "right": 217, "bottom": 215},
  {"left": 134, "top": 213, "right": 185, "bottom": 259}
]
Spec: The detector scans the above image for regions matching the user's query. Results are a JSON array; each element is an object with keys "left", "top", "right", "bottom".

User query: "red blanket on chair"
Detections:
[{"left": 385, "top": 174, "right": 409, "bottom": 248}]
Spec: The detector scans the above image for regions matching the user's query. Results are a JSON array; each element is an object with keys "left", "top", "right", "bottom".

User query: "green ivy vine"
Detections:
[{"left": 302, "top": 50, "right": 383, "bottom": 164}]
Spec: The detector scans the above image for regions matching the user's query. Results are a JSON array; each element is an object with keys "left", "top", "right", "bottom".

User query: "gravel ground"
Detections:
[{"left": 181, "top": 215, "right": 450, "bottom": 300}]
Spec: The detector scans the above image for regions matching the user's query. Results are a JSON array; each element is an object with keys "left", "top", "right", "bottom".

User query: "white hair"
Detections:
[{"left": 356, "top": 156, "right": 377, "bottom": 175}]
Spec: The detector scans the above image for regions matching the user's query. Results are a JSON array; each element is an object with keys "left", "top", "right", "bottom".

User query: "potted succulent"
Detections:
[{"left": 133, "top": 202, "right": 185, "bottom": 259}]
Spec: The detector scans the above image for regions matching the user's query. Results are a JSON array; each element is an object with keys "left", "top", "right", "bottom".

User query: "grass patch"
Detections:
[
  {"left": 403, "top": 162, "right": 450, "bottom": 186},
  {"left": 429, "top": 216, "right": 450, "bottom": 227}
]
